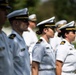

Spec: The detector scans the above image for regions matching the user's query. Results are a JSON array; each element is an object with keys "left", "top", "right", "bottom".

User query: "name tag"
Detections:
[
  {"left": 21, "top": 48, "right": 25, "bottom": 52},
  {"left": 70, "top": 48, "right": 72, "bottom": 50},
  {"left": 46, "top": 47, "right": 50, "bottom": 49}
]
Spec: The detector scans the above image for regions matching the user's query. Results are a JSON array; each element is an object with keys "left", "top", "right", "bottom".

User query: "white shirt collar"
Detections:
[{"left": 40, "top": 37, "right": 50, "bottom": 45}]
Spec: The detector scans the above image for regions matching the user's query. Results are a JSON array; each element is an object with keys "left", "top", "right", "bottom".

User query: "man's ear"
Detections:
[{"left": 11, "top": 20, "right": 18, "bottom": 28}]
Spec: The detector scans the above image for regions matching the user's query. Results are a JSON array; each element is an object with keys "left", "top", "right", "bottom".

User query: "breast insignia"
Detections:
[
  {"left": 9, "top": 34, "right": 16, "bottom": 39},
  {"left": 36, "top": 39, "right": 43, "bottom": 44},
  {"left": 60, "top": 41, "right": 65, "bottom": 45},
  {"left": 70, "top": 48, "right": 72, "bottom": 50},
  {"left": 46, "top": 47, "right": 50, "bottom": 49},
  {"left": 21, "top": 48, "right": 25, "bottom": 52}
]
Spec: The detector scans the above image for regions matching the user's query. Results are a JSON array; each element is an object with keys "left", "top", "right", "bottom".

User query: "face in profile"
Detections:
[
  {"left": 16, "top": 20, "right": 29, "bottom": 32},
  {"left": 66, "top": 31, "right": 76, "bottom": 42},
  {"left": 45, "top": 27, "right": 55, "bottom": 38},
  {"left": 29, "top": 21, "right": 36, "bottom": 29}
]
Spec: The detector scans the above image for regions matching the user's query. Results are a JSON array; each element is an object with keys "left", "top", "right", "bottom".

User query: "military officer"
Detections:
[
  {"left": 50, "top": 20, "right": 67, "bottom": 51},
  {"left": 32, "top": 17, "right": 56, "bottom": 75},
  {"left": 0, "top": 0, "right": 14, "bottom": 75},
  {"left": 23, "top": 14, "right": 38, "bottom": 65},
  {"left": 56, "top": 21, "right": 76, "bottom": 75},
  {"left": 7, "top": 8, "right": 31, "bottom": 75}
]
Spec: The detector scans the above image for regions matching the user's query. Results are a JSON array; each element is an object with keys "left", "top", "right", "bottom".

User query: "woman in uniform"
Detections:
[
  {"left": 56, "top": 21, "right": 76, "bottom": 75},
  {"left": 32, "top": 17, "right": 56, "bottom": 75}
]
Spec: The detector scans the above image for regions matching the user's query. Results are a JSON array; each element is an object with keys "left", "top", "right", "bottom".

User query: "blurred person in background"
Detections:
[
  {"left": 7, "top": 8, "right": 31, "bottom": 75},
  {"left": 0, "top": 0, "right": 14, "bottom": 75},
  {"left": 32, "top": 17, "right": 56, "bottom": 75},
  {"left": 23, "top": 14, "right": 38, "bottom": 65}
]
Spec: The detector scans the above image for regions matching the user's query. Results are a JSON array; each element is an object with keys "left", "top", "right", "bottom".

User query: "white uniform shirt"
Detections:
[
  {"left": 50, "top": 32, "right": 63, "bottom": 51},
  {"left": 9, "top": 30, "right": 31, "bottom": 75},
  {"left": 32, "top": 37, "right": 56, "bottom": 75},
  {"left": 0, "top": 31, "right": 13, "bottom": 75},
  {"left": 56, "top": 39, "right": 76, "bottom": 72},
  {"left": 23, "top": 27, "right": 38, "bottom": 63}
]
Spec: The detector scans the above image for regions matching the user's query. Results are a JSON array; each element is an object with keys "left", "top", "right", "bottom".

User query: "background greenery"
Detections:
[{"left": 5, "top": 0, "right": 76, "bottom": 27}]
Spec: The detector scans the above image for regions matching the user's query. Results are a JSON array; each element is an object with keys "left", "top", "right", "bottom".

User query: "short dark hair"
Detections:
[{"left": 36, "top": 25, "right": 46, "bottom": 35}]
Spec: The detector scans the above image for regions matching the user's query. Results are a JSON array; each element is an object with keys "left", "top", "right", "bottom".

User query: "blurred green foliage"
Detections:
[
  {"left": 5, "top": 0, "right": 76, "bottom": 27},
  {"left": 73, "top": 42, "right": 76, "bottom": 49},
  {"left": 54, "top": 0, "right": 76, "bottom": 22},
  {"left": 9, "top": 0, "right": 40, "bottom": 13}
]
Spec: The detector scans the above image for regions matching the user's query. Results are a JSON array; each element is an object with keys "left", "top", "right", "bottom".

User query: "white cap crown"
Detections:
[
  {"left": 59, "top": 21, "right": 75, "bottom": 30},
  {"left": 55, "top": 20, "right": 67, "bottom": 28},
  {"left": 29, "top": 14, "right": 37, "bottom": 21},
  {"left": 37, "top": 16, "right": 55, "bottom": 26}
]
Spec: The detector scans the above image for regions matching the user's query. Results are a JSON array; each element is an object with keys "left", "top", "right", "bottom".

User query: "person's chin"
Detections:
[{"left": 50, "top": 36, "right": 54, "bottom": 38}]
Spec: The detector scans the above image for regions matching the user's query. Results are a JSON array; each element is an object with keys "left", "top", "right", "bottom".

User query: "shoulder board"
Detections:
[
  {"left": 60, "top": 41, "right": 66, "bottom": 45},
  {"left": 36, "top": 39, "right": 43, "bottom": 44},
  {"left": 9, "top": 34, "right": 16, "bottom": 39}
]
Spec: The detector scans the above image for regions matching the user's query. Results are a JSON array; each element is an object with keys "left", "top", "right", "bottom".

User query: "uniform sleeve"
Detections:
[
  {"left": 32, "top": 44, "right": 44, "bottom": 63},
  {"left": 56, "top": 45, "right": 69, "bottom": 62}
]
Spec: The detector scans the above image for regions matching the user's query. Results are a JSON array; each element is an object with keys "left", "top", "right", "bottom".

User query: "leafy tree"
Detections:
[
  {"left": 6, "top": 0, "right": 76, "bottom": 27},
  {"left": 54, "top": 0, "right": 76, "bottom": 22},
  {"left": 9, "top": 0, "right": 40, "bottom": 12},
  {"left": 36, "top": 0, "right": 55, "bottom": 23}
]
